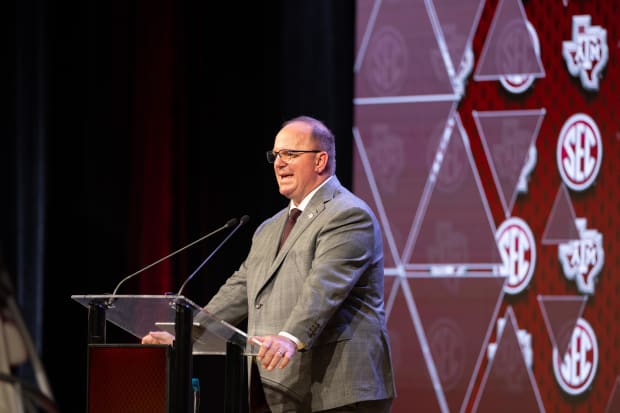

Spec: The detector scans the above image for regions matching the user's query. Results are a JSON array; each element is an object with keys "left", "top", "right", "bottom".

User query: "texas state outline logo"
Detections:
[
  {"left": 558, "top": 218, "right": 604, "bottom": 295},
  {"left": 562, "top": 15, "right": 608, "bottom": 91}
]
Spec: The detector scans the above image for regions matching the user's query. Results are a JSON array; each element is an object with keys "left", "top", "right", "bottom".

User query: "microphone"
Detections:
[
  {"left": 176, "top": 215, "right": 250, "bottom": 297},
  {"left": 107, "top": 217, "right": 239, "bottom": 305}
]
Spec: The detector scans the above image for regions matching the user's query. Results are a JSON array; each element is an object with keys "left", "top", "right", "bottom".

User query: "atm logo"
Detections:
[
  {"left": 558, "top": 218, "right": 604, "bottom": 295},
  {"left": 562, "top": 15, "right": 608, "bottom": 91}
]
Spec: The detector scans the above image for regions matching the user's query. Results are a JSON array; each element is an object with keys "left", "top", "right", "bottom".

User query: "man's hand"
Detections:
[
  {"left": 141, "top": 331, "right": 175, "bottom": 345},
  {"left": 251, "top": 334, "right": 298, "bottom": 371}
]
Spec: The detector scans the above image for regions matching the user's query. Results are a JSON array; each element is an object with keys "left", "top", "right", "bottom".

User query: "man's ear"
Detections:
[{"left": 315, "top": 152, "right": 328, "bottom": 173}]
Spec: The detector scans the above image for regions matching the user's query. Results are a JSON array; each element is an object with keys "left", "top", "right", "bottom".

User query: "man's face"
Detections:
[{"left": 272, "top": 121, "right": 322, "bottom": 205}]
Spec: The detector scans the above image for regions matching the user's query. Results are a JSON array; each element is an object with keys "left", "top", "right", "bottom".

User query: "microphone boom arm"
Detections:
[
  {"left": 107, "top": 217, "right": 238, "bottom": 304},
  {"left": 176, "top": 215, "right": 249, "bottom": 297}
]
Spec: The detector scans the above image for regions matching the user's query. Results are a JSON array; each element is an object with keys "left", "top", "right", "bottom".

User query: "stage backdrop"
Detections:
[{"left": 353, "top": 0, "right": 619, "bottom": 412}]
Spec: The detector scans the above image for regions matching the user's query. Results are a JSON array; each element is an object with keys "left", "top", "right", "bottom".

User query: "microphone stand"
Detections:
[
  {"left": 175, "top": 215, "right": 249, "bottom": 298},
  {"left": 171, "top": 215, "right": 249, "bottom": 413},
  {"left": 106, "top": 218, "right": 238, "bottom": 307},
  {"left": 87, "top": 218, "right": 238, "bottom": 349},
  {"left": 83, "top": 218, "right": 239, "bottom": 413},
  {"left": 171, "top": 298, "right": 194, "bottom": 413}
]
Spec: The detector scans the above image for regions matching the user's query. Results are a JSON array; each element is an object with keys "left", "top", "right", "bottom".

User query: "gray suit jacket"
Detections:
[{"left": 203, "top": 177, "right": 396, "bottom": 411}]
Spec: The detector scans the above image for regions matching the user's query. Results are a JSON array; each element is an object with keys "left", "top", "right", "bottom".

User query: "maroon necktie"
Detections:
[{"left": 278, "top": 208, "right": 301, "bottom": 252}]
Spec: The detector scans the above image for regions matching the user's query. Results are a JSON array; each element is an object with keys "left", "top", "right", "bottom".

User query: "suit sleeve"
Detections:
[{"left": 281, "top": 202, "right": 382, "bottom": 348}]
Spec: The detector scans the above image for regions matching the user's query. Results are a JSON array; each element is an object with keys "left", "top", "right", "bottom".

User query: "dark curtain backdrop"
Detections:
[{"left": 6, "top": 1, "right": 354, "bottom": 412}]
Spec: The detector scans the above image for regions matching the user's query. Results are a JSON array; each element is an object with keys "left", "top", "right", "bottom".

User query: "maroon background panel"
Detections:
[{"left": 355, "top": 0, "right": 619, "bottom": 412}]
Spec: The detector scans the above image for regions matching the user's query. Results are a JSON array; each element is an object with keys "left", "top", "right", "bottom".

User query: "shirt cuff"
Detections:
[{"left": 278, "top": 331, "right": 305, "bottom": 350}]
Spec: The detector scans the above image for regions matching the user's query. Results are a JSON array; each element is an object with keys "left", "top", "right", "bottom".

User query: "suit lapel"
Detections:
[{"left": 256, "top": 178, "right": 342, "bottom": 297}]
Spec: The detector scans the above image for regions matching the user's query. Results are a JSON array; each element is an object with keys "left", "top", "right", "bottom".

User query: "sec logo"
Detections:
[
  {"left": 556, "top": 113, "right": 602, "bottom": 191},
  {"left": 495, "top": 217, "right": 536, "bottom": 295},
  {"left": 552, "top": 318, "right": 598, "bottom": 395}
]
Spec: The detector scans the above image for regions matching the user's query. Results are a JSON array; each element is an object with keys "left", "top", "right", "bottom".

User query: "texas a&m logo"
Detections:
[
  {"left": 556, "top": 113, "right": 602, "bottom": 192},
  {"left": 562, "top": 15, "right": 608, "bottom": 91},
  {"left": 558, "top": 218, "right": 604, "bottom": 295}
]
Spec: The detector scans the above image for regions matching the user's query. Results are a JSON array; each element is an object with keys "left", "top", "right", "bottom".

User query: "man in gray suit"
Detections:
[{"left": 146, "top": 116, "right": 395, "bottom": 412}]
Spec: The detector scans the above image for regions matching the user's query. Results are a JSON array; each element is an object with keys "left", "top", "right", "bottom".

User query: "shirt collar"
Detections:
[{"left": 288, "top": 176, "right": 333, "bottom": 213}]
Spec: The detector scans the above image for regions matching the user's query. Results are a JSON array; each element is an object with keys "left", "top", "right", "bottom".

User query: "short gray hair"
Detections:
[{"left": 283, "top": 115, "right": 336, "bottom": 174}]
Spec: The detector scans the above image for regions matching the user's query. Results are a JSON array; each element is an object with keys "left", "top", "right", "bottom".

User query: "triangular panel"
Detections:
[
  {"left": 408, "top": 275, "right": 506, "bottom": 413},
  {"left": 472, "top": 307, "right": 546, "bottom": 413},
  {"left": 352, "top": 140, "right": 398, "bottom": 269},
  {"left": 387, "top": 280, "right": 444, "bottom": 413},
  {"left": 605, "top": 376, "right": 620, "bottom": 413},
  {"left": 474, "top": 0, "right": 545, "bottom": 80},
  {"left": 432, "top": 0, "right": 487, "bottom": 80},
  {"left": 353, "top": 102, "right": 455, "bottom": 265},
  {"left": 473, "top": 109, "right": 546, "bottom": 218},
  {"left": 355, "top": 0, "right": 379, "bottom": 64},
  {"left": 355, "top": 0, "right": 454, "bottom": 97},
  {"left": 406, "top": 113, "right": 502, "bottom": 269},
  {"left": 541, "top": 184, "right": 580, "bottom": 244},
  {"left": 537, "top": 294, "right": 587, "bottom": 359}
]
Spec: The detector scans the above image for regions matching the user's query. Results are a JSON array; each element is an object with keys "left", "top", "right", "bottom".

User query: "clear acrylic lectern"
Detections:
[{"left": 71, "top": 294, "right": 258, "bottom": 413}]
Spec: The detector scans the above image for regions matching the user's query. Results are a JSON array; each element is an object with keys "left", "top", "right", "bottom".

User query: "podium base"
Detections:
[{"left": 87, "top": 344, "right": 170, "bottom": 413}]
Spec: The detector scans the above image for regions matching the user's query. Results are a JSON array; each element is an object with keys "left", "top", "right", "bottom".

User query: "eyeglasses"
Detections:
[{"left": 266, "top": 149, "right": 321, "bottom": 163}]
